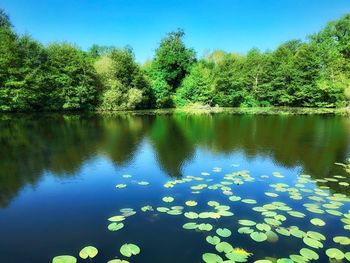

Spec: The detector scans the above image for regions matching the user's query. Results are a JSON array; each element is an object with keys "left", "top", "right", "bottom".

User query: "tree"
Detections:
[
  {"left": 46, "top": 43, "right": 98, "bottom": 110},
  {"left": 153, "top": 29, "right": 196, "bottom": 90},
  {"left": 95, "top": 47, "right": 150, "bottom": 110},
  {"left": 175, "top": 61, "right": 214, "bottom": 106}
]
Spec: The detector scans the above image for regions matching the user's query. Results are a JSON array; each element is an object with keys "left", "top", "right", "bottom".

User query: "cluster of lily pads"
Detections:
[
  {"left": 52, "top": 243, "right": 140, "bottom": 263},
  {"left": 52, "top": 160, "right": 350, "bottom": 262}
]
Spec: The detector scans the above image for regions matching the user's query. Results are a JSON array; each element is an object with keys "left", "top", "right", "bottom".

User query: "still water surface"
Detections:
[{"left": 0, "top": 113, "right": 349, "bottom": 263}]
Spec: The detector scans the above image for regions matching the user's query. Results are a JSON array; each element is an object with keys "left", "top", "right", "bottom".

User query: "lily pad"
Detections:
[
  {"left": 300, "top": 248, "right": 319, "bottom": 260},
  {"left": 325, "top": 248, "right": 344, "bottom": 260},
  {"left": 162, "top": 196, "right": 174, "bottom": 203},
  {"left": 239, "top": 220, "right": 256, "bottom": 226},
  {"left": 108, "top": 215, "right": 125, "bottom": 222},
  {"left": 184, "top": 212, "right": 198, "bottom": 219},
  {"left": 206, "top": 235, "right": 221, "bottom": 245},
  {"left": 79, "top": 246, "right": 98, "bottom": 259},
  {"left": 107, "top": 260, "right": 130, "bottom": 263},
  {"left": 333, "top": 236, "right": 350, "bottom": 245},
  {"left": 216, "top": 228, "right": 232, "bottom": 238},
  {"left": 120, "top": 243, "right": 140, "bottom": 257},
  {"left": 108, "top": 222, "right": 124, "bottom": 231},
  {"left": 52, "top": 256, "right": 77, "bottom": 263},
  {"left": 215, "top": 241, "right": 233, "bottom": 253},
  {"left": 250, "top": 232, "right": 267, "bottom": 242},
  {"left": 303, "top": 237, "right": 323, "bottom": 249},
  {"left": 310, "top": 218, "right": 326, "bottom": 226},
  {"left": 185, "top": 200, "right": 197, "bottom": 207},
  {"left": 202, "top": 253, "right": 223, "bottom": 263}
]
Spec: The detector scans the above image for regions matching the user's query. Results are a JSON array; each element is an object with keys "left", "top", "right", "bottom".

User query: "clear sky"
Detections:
[{"left": 1, "top": 0, "right": 350, "bottom": 62}]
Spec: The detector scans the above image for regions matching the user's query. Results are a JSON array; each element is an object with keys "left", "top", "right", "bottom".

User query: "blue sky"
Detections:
[{"left": 2, "top": 0, "right": 350, "bottom": 62}]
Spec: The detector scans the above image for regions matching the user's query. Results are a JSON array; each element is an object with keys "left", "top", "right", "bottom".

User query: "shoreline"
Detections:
[{"left": 1, "top": 107, "right": 350, "bottom": 117}]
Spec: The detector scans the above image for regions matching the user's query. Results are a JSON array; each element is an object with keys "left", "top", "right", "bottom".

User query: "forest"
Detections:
[{"left": 1, "top": 9, "right": 350, "bottom": 112}]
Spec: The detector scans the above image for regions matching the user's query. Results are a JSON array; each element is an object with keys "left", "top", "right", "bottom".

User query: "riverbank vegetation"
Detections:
[{"left": 0, "top": 9, "right": 350, "bottom": 112}]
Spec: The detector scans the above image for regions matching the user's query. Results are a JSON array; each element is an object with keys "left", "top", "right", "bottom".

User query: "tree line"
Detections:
[{"left": 0, "top": 9, "right": 349, "bottom": 112}]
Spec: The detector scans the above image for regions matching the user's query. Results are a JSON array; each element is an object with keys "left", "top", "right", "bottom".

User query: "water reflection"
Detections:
[{"left": 0, "top": 113, "right": 349, "bottom": 207}]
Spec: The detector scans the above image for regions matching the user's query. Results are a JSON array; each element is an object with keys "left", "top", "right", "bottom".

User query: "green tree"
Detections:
[
  {"left": 153, "top": 29, "right": 196, "bottom": 90},
  {"left": 175, "top": 61, "right": 214, "bottom": 106},
  {"left": 46, "top": 43, "right": 98, "bottom": 110},
  {"left": 95, "top": 47, "right": 150, "bottom": 110}
]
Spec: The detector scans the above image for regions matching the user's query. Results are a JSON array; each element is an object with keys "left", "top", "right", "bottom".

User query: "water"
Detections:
[{"left": 0, "top": 113, "right": 349, "bottom": 263}]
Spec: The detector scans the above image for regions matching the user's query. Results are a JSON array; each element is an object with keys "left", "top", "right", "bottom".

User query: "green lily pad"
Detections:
[
  {"left": 303, "top": 237, "right": 323, "bottom": 249},
  {"left": 162, "top": 196, "right": 174, "bottom": 203},
  {"left": 310, "top": 218, "right": 326, "bottom": 226},
  {"left": 238, "top": 227, "right": 254, "bottom": 234},
  {"left": 202, "top": 253, "right": 223, "bottom": 263},
  {"left": 276, "top": 258, "right": 293, "bottom": 263},
  {"left": 182, "top": 222, "right": 198, "bottom": 230},
  {"left": 250, "top": 232, "right": 267, "bottom": 242},
  {"left": 238, "top": 220, "right": 256, "bottom": 226},
  {"left": 300, "top": 248, "right": 319, "bottom": 260},
  {"left": 229, "top": 196, "right": 241, "bottom": 202},
  {"left": 206, "top": 235, "right": 221, "bottom": 245},
  {"left": 185, "top": 200, "right": 197, "bottom": 207},
  {"left": 333, "top": 236, "right": 350, "bottom": 245},
  {"left": 79, "top": 246, "right": 98, "bottom": 259},
  {"left": 108, "top": 222, "right": 124, "bottom": 231},
  {"left": 198, "top": 223, "right": 213, "bottom": 231},
  {"left": 107, "top": 259, "right": 129, "bottom": 263},
  {"left": 52, "top": 255, "right": 77, "bottom": 263},
  {"left": 184, "top": 212, "right": 198, "bottom": 219},
  {"left": 141, "top": 205, "right": 153, "bottom": 212},
  {"left": 215, "top": 241, "right": 233, "bottom": 253},
  {"left": 325, "top": 248, "right": 344, "bottom": 260},
  {"left": 108, "top": 215, "right": 126, "bottom": 222},
  {"left": 345, "top": 252, "right": 350, "bottom": 260},
  {"left": 138, "top": 181, "right": 149, "bottom": 185},
  {"left": 120, "top": 243, "right": 140, "bottom": 257},
  {"left": 216, "top": 228, "right": 231, "bottom": 238}
]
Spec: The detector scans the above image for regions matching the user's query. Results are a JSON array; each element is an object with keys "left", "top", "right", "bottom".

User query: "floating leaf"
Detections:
[
  {"left": 120, "top": 243, "right": 140, "bottom": 257},
  {"left": 184, "top": 212, "right": 198, "bottom": 219},
  {"left": 206, "top": 235, "right": 221, "bottom": 245},
  {"left": 108, "top": 215, "right": 125, "bottom": 222},
  {"left": 141, "top": 205, "right": 153, "bottom": 212},
  {"left": 238, "top": 227, "right": 254, "bottom": 234},
  {"left": 241, "top": 199, "right": 257, "bottom": 204},
  {"left": 238, "top": 220, "right": 256, "bottom": 226},
  {"left": 108, "top": 222, "right": 124, "bottom": 231},
  {"left": 202, "top": 253, "right": 223, "bottom": 263},
  {"left": 198, "top": 223, "right": 213, "bottom": 231},
  {"left": 310, "top": 218, "right": 326, "bottom": 227},
  {"left": 107, "top": 259, "right": 129, "bottom": 263},
  {"left": 162, "top": 196, "right": 174, "bottom": 203},
  {"left": 333, "top": 236, "right": 350, "bottom": 245},
  {"left": 303, "top": 237, "right": 323, "bottom": 249},
  {"left": 183, "top": 222, "right": 197, "bottom": 230},
  {"left": 300, "top": 248, "right": 319, "bottom": 260},
  {"left": 79, "top": 246, "right": 98, "bottom": 259},
  {"left": 52, "top": 255, "right": 77, "bottom": 263},
  {"left": 216, "top": 228, "right": 231, "bottom": 238},
  {"left": 185, "top": 200, "right": 197, "bottom": 207},
  {"left": 325, "top": 248, "right": 344, "bottom": 260},
  {"left": 215, "top": 241, "right": 233, "bottom": 253},
  {"left": 250, "top": 232, "right": 267, "bottom": 242}
]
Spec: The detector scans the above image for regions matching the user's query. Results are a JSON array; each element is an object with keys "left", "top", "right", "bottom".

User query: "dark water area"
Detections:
[{"left": 0, "top": 113, "right": 349, "bottom": 263}]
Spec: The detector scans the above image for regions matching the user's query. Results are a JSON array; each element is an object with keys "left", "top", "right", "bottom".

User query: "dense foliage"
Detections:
[{"left": 0, "top": 9, "right": 349, "bottom": 111}]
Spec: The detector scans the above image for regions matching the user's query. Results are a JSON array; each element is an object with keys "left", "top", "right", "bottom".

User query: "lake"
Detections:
[{"left": 0, "top": 112, "right": 349, "bottom": 263}]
